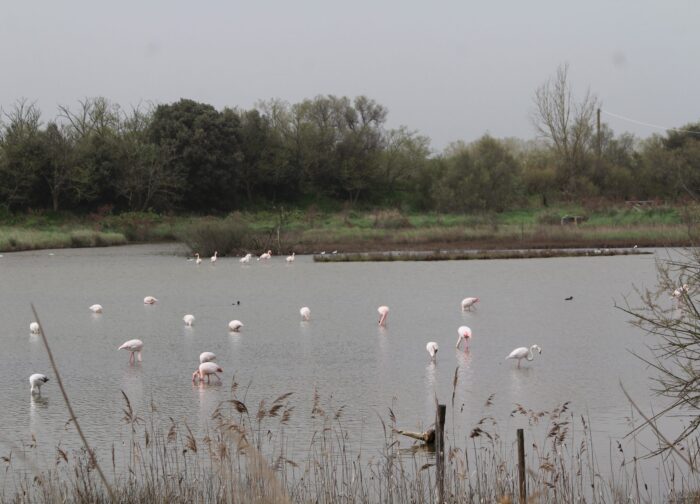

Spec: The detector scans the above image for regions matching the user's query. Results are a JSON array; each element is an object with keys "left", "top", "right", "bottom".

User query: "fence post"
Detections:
[
  {"left": 436, "top": 404, "right": 446, "bottom": 503},
  {"left": 517, "top": 428, "right": 526, "bottom": 503}
]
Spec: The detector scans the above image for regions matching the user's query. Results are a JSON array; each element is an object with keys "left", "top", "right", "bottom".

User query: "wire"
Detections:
[{"left": 601, "top": 109, "right": 700, "bottom": 135}]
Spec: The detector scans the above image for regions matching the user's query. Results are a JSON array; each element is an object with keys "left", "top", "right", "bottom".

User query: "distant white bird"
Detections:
[
  {"left": 195, "top": 253, "right": 202, "bottom": 265},
  {"left": 300, "top": 306, "right": 311, "bottom": 321},
  {"left": 193, "top": 361, "right": 223, "bottom": 384},
  {"left": 378, "top": 306, "right": 390, "bottom": 327},
  {"left": 118, "top": 339, "right": 144, "bottom": 364},
  {"left": 258, "top": 250, "right": 272, "bottom": 260},
  {"left": 506, "top": 345, "right": 542, "bottom": 368},
  {"left": 240, "top": 253, "right": 252, "bottom": 264},
  {"left": 461, "top": 297, "right": 480, "bottom": 311},
  {"left": 144, "top": 296, "right": 158, "bottom": 304},
  {"left": 29, "top": 322, "right": 40, "bottom": 334},
  {"left": 456, "top": 326, "right": 472, "bottom": 350},
  {"left": 199, "top": 351, "right": 217, "bottom": 363},
  {"left": 29, "top": 373, "right": 49, "bottom": 395},
  {"left": 183, "top": 314, "right": 195, "bottom": 326},
  {"left": 228, "top": 320, "right": 244, "bottom": 332},
  {"left": 211, "top": 251, "right": 218, "bottom": 263},
  {"left": 286, "top": 252, "right": 295, "bottom": 262},
  {"left": 89, "top": 304, "right": 103, "bottom": 313},
  {"left": 426, "top": 341, "right": 439, "bottom": 360}
]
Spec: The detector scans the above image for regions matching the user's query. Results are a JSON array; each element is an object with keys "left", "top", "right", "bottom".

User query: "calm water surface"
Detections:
[{"left": 0, "top": 244, "right": 678, "bottom": 471}]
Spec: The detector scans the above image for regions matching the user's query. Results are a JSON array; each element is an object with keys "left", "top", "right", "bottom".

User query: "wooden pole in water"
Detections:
[
  {"left": 517, "top": 428, "right": 526, "bottom": 504},
  {"left": 436, "top": 404, "right": 446, "bottom": 503}
]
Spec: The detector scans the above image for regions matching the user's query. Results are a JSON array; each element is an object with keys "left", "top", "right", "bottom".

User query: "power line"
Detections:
[{"left": 601, "top": 109, "right": 700, "bottom": 135}]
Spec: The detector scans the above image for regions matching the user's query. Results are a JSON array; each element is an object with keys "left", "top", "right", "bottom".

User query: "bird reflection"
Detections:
[{"left": 425, "top": 361, "right": 437, "bottom": 412}]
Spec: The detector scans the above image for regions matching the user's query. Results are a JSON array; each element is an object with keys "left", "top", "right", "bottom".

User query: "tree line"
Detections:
[{"left": 1, "top": 68, "right": 699, "bottom": 214}]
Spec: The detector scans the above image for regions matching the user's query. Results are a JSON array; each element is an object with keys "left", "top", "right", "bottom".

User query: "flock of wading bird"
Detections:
[{"left": 25, "top": 249, "right": 546, "bottom": 397}]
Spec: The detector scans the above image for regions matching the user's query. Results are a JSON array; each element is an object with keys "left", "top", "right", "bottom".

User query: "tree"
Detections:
[{"left": 531, "top": 64, "right": 599, "bottom": 196}]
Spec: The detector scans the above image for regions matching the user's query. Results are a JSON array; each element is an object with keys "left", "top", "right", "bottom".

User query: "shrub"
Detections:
[
  {"left": 177, "top": 215, "right": 258, "bottom": 256},
  {"left": 372, "top": 209, "right": 412, "bottom": 229}
]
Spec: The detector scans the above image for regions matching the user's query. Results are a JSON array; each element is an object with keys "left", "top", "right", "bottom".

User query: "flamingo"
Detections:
[
  {"left": 258, "top": 250, "right": 272, "bottom": 260},
  {"left": 183, "top": 314, "right": 195, "bottom": 326},
  {"left": 118, "top": 339, "right": 144, "bottom": 364},
  {"left": 29, "top": 322, "right": 40, "bottom": 334},
  {"left": 461, "top": 297, "right": 479, "bottom": 311},
  {"left": 300, "top": 306, "right": 311, "bottom": 321},
  {"left": 144, "top": 296, "right": 158, "bottom": 305},
  {"left": 193, "top": 362, "right": 223, "bottom": 384},
  {"left": 29, "top": 374, "right": 49, "bottom": 395},
  {"left": 194, "top": 253, "right": 202, "bottom": 265},
  {"left": 89, "top": 304, "right": 103, "bottom": 313},
  {"left": 377, "top": 306, "right": 390, "bottom": 327},
  {"left": 199, "top": 351, "right": 217, "bottom": 363},
  {"left": 506, "top": 345, "right": 542, "bottom": 368},
  {"left": 456, "top": 326, "right": 472, "bottom": 350},
  {"left": 228, "top": 320, "right": 244, "bottom": 332},
  {"left": 426, "top": 342, "right": 439, "bottom": 361},
  {"left": 211, "top": 251, "right": 218, "bottom": 263},
  {"left": 240, "top": 253, "right": 252, "bottom": 264},
  {"left": 286, "top": 252, "right": 295, "bottom": 263}
]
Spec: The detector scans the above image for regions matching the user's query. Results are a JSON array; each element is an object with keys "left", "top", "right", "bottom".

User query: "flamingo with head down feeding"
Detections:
[
  {"left": 228, "top": 320, "right": 244, "bottom": 332},
  {"left": 426, "top": 342, "right": 439, "bottom": 361},
  {"left": 119, "top": 339, "right": 144, "bottom": 364},
  {"left": 377, "top": 306, "right": 389, "bottom": 327},
  {"left": 193, "top": 362, "right": 223, "bottom": 384},
  {"left": 30, "top": 322, "right": 40, "bottom": 334},
  {"left": 29, "top": 373, "right": 49, "bottom": 395},
  {"left": 89, "top": 304, "right": 103, "bottom": 313},
  {"left": 300, "top": 306, "right": 311, "bottom": 321},
  {"left": 144, "top": 296, "right": 158, "bottom": 305},
  {"left": 456, "top": 326, "right": 472, "bottom": 350},
  {"left": 183, "top": 314, "right": 195, "bottom": 326},
  {"left": 506, "top": 345, "right": 542, "bottom": 368},
  {"left": 461, "top": 297, "right": 479, "bottom": 311}
]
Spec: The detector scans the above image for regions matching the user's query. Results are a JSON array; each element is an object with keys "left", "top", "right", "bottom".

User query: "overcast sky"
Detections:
[{"left": 1, "top": 1, "right": 698, "bottom": 151}]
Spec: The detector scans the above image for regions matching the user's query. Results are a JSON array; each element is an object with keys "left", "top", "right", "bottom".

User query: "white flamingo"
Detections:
[
  {"left": 286, "top": 252, "right": 295, "bottom": 263},
  {"left": 89, "top": 304, "right": 103, "bottom": 313},
  {"left": 240, "top": 253, "right": 252, "bottom": 264},
  {"left": 199, "top": 352, "right": 217, "bottom": 363},
  {"left": 426, "top": 342, "right": 439, "bottom": 361},
  {"left": 377, "top": 306, "right": 390, "bottom": 327},
  {"left": 29, "top": 322, "right": 40, "bottom": 334},
  {"left": 461, "top": 297, "right": 480, "bottom": 311},
  {"left": 228, "top": 320, "right": 244, "bottom": 332},
  {"left": 211, "top": 251, "right": 218, "bottom": 263},
  {"left": 506, "top": 345, "right": 542, "bottom": 368},
  {"left": 456, "top": 326, "right": 472, "bottom": 350},
  {"left": 183, "top": 314, "right": 195, "bottom": 326},
  {"left": 118, "top": 339, "right": 144, "bottom": 364},
  {"left": 258, "top": 250, "right": 272, "bottom": 260},
  {"left": 29, "top": 373, "right": 49, "bottom": 395},
  {"left": 193, "top": 362, "right": 223, "bottom": 384},
  {"left": 195, "top": 253, "right": 202, "bottom": 265},
  {"left": 300, "top": 306, "right": 311, "bottom": 321},
  {"left": 144, "top": 296, "right": 158, "bottom": 305}
]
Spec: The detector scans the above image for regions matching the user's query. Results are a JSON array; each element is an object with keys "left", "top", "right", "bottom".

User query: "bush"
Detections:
[
  {"left": 372, "top": 209, "right": 412, "bottom": 229},
  {"left": 177, "top": 215, "right": 258, "bottom": 256}
]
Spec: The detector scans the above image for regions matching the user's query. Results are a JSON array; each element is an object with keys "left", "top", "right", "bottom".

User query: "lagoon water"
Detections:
[{"left": 0, "top": 244, "right": 681, "bottom": 475}]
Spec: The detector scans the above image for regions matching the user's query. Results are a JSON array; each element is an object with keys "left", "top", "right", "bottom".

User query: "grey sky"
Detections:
[{"left": 1, "top": 1, "right": 698, "bottom": 151}]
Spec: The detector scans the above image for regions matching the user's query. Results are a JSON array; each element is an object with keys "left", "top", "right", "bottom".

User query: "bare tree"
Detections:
[{"left": 531, "top": 64, "right": 598, "bottom": 194}]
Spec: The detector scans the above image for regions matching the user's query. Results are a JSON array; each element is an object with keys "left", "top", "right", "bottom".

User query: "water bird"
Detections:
[
  {"left": 183, "top": 314, "right": 195, "bottom": 326},
  {"left": 193, "top": 362, "right": 223, "bottom": 384},
  {"left": 377, "top": 306, "right": 390, "bottom": 327},
  {"left": 199, "top": 352, "right": 216, "bottom": 363},
  {"left": 211, "top": 251, "right": 218, "bottom": 263},
  {"left": 30, "top": 322, "right": 40, "bottom": 334},
  {"left": 144, "top": 296, "right": 158, "bottom": 304},
  {"left": 426, "top": 342, "right": 439, "bottom": 360},
  {"left": 506, "top": 345, "right": 542, "bottom": 368},
  {"left": 564, "top": 296, "right": 573, "bottom": 301},
  {"left": 89, "top": 304, "right": 103, "bottom": 313},
  {"left": 231, "top": 301, "right": 241, "bottom": 306},
  {"left": 228, "top": 320, "right": 244, "bottom": 332},
  {"left": 118, "top": 339, "right": 144, "bottom": 364},
  {"left": 286, "top": 252, "right": 295, "bottom": 262},
  {"left": 456, "top": 326, "right": 472, "bottom": 350},
  {"left": 461, "top": 297, "right": 479, "bottom": 311},
  {"left": 240, "top": 253, "right": 252, "bottom": 264},
  {"left": 29, "top": 374, "right": 49, "bottom": 395},
  {"left": 300, "top": 306, "right": 311, "bottom": 321},
  {"left": 195, "top": 253, "right": 202, "bottom": 265},
  {"left": 258, "top": 250, "right": 272, "bottom": 260}
]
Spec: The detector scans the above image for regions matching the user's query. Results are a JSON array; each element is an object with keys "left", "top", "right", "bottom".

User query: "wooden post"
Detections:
[
  {"left": 436, "top": 404, "right": 446, "bottom": 503},
  {"left": 517, "top": 428, "right": 526, "bottom": 504}
]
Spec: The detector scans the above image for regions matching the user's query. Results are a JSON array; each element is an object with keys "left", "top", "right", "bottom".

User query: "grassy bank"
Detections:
[{"left": 0, "top": 204, "right": 696, "bottom": 255}]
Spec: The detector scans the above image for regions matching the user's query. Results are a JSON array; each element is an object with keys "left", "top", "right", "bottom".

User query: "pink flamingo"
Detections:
[
  {"left": 192, "top": 362, "right": 223, "bottom": 384},
  {"left": 377, "top": 306, "right": 389, "bottom": 326},
  {"left": 455, "top": 326, "right": 472, "bottom": 350},
  {"left": 461, "top": 297, "right": 479, "bottom": 311},
  {"left": 118, "top": 339, "right": 144, "bottom": 364}
]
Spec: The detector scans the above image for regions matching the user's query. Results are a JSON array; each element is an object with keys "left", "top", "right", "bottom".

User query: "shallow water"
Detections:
[{"left": 0, "top": 244, "right": 679, "bottom": 472}]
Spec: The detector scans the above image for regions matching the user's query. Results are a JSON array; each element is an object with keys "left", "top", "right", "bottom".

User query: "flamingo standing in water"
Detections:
[
  {"left": 118, "top": 339, "right": 144, "bottom": 364},
  {"left": 456, "top": 326, "right": 472, "bottom": 350},
  {"left": 194, "top": 253, "right": 202, "bottom": 265},
  {"left": 199, "top": 352, "right": 216, "bottom": 363},
  {"left": 461, "top": 297, "right": 480, "bottom": 311},
  {"left": 183, "top": 314, "right": 195, "bottom": 326},
  {"left": 426, "top": 342, "right": 439, "bottom": 361},
  {"left": 211, "top": 251, "right": 218, "bottom": 263},
  {"left": 506, "top": 345, "right": 542, "bottom": 368},
  {"left": 29, "top": 374, "right": 49, "bottom": 395},
  {"left": 228, "top": 320, "right": 244, "bottom": 332},
  {"left": 193, "top": 362, "right": 223, "bottom": 384},
  {"left": 258, "top": 250, "right": 272, "bottom": 260},
  {"left": 377, "top": 306, "right": 390, "bottom": 327},
  {"left": 144, "top": 296, "right": 158, "bottom": 305},
  {"left": 240, "top": 253, "right": 252, "bottom": 264},
  {"left": 286, "top": 252, "right": 295, "bottom": 263},
  {"left": 89, "top": 304, "right": 103, "bottom": 313},
  {"left": 300, "top": 306, "right": 311, "bottom": 321},
  {"left": 30, "top": 322, "right": 40, "bottom": 334}
]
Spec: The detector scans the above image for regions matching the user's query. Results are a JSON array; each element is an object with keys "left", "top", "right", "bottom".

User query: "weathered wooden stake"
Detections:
[
  {"left": 436, "top": 404, "right": 446, "bottom": 503},
  {"left": 517, "top": 428, "right": 526, "bottom": 504}
]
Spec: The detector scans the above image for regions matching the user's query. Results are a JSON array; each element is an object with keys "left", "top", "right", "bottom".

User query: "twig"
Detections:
[{"left": 31, "top": 303, "right": 117, "bottom": 501}]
